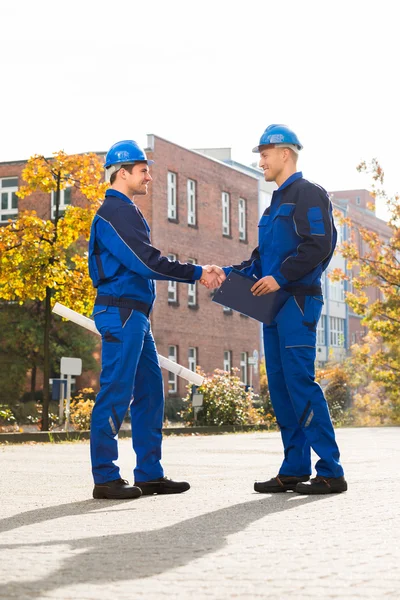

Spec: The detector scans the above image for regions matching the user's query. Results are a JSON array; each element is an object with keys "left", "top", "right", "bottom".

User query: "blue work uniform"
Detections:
[
  {"left": 226, "top": 172, "right": 344, "bottom": 478},
  {"left": 88, "top": 189, "right": 203, "bottom": 484}
]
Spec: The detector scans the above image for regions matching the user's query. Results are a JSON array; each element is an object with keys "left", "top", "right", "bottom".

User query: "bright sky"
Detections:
[{"left": 1, "top": 0, "right": 398, "bottom": 219}]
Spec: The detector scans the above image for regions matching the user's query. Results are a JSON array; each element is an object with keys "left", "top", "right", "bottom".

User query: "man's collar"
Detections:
[
  {"left": 278, "top": 171, "right": 303, "bottom": 192},
  {"left": 105, "top": 189, "right": 133, "bottom": 204}
]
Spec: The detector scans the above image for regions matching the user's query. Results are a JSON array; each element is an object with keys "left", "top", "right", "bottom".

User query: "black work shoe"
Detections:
[
  {"left": 135, "top": 476, "right": 190, "bottom": 495},
  {"left": 93, "top": 478, "right": 142, "bottom": 500},
  {"left": 254, "top": 474, "right": 310, "bottom": 493},
  {"left": 296, "top": 475, "right": 348, "bottom": 495}
]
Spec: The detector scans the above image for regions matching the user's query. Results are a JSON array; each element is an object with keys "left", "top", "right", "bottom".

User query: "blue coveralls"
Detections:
[
  {"left": 227, "top": 172, "right": 344, "bottom": 479},
  {"left": 88, "top": 189, "right": 203, "bottom": 484}
]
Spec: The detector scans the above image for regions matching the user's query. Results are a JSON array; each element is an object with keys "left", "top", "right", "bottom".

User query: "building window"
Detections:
[
  {"left": 188, "top": 347, "right": 197, "bottom": 372},
  {"left": 167, "top": 254, "right": 178, "bottom": 303},
  {"left": 330, "top": 317, "right": 345, "bottom": 347},
  {"left": 167, "top": 172, "right": 177, "bottom": 220},
  {"left": 51, "top": 187, "right": 72, "bottom": 220},
  {"left": 0, "top": 177, "right": 18, "bottom": 222},
  {"left": 187, "top": 258, "right": 197, "bottom": 307},
  {"left": 356, "top": 196, "right": 361, "bottom": 206},
  {"left": 240, "top": 352, "right": 248, "bottom": 385},
  {"left": 317, "top": 315, "right": 326, "bottom": 346},
  {"left": 336, "top": 223, "right": 344, "bottom": 245},
  {"left": 168, "top": 345, "right": 178, "bottom": 394},
  {"left": 222, "top": 192, "right": 230, "bottom": 236},
  {"left": 187, "top": 179, "right": 196, "bottom": 226},
  {"left": 238, "top": 198, "right": 247, "bottom": 241},
  {"left": 223, "top": 350, "right": 232, "bottom": 372},
  {"left": 329, "top": 278, "right": 345, "bottom": 302}
]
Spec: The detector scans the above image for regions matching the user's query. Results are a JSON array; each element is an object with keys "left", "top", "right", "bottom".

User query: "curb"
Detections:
[{"left": 0, "top": 424, "right": 275, "bottom": 444}]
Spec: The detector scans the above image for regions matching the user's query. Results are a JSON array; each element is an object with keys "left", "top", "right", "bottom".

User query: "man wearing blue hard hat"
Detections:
[
  {"left": 88, "top": 140, "right": 224, "bottom": 499},
  {"left": 218, "top": 125, "right": 347, "bottom": 494}
]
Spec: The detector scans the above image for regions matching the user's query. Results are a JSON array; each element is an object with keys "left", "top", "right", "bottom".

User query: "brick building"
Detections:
[
  {"left": 330, "top": 189, "right": 391, "bottom": 346},
  {"left": 0, "top": 135, "right": 261, "bottom": 397}
]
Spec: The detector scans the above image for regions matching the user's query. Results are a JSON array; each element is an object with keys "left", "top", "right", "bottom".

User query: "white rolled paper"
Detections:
[{"left": 52, "top": 302, "right": 204, "bottom": 387}]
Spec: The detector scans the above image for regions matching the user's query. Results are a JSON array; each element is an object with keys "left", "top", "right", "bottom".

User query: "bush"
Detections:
[
  {"left": 70, "top": 388, "right": 95, "bottom": 430},
  {"left": 181, "top": 368, "right": 274, "bottom": 427}
]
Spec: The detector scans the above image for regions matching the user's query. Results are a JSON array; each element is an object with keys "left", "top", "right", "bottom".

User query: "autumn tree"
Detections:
[
  {"left": 0, "top": 152, "right": 107, "bottom": 430},
  {"left": 332, "top": 159, "right": 400, "bottom": 423}
]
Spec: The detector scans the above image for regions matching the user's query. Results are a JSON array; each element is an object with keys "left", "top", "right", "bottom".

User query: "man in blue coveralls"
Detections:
[
  {"left": 88, "top": 139, "right": 224, "bottom": 500},
  {"left": 215, "top": 125, "right": 347, "bottom": 494}
]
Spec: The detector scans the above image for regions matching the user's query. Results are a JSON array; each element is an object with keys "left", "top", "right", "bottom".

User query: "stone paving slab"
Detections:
[{"left": 0, "top": 428, "right": 399, "bottom": 599}]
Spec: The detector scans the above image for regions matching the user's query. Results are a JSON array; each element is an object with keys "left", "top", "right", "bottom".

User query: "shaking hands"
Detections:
[{"left": 200, "top": 265, "right": 226, "bottom": 289}]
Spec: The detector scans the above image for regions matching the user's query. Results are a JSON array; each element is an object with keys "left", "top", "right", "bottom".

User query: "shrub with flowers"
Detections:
[
  {"left": 70, "top": 388, "right": 95, "bottom": 431},
  {"left": 182, "top": 368, "right": 275, "bottom": 428}
]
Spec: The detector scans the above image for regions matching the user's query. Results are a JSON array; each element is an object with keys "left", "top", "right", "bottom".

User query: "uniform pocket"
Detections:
[{"left": 307, "top": 207, "right": 325, "bottom": 235}]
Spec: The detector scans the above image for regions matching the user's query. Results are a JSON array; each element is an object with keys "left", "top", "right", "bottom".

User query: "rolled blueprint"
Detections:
[{"left": 52, "top": 302, "right": 204, "bottom": 386}]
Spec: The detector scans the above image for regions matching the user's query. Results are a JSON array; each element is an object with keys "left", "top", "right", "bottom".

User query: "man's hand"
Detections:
[
  {"left": 200, "top": 265, "right": 226, "bottom": 289},
  {"left": 251, "top": 275, "right": 280, "bottom": 296}
]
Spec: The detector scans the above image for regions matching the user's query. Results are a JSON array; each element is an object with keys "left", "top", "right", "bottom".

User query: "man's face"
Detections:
[
  {"left": 123, "top": 162, "right": 152, "bottom": 196},
  {"left": 258, "top": 146, "right": 285, "bottom": 183}
]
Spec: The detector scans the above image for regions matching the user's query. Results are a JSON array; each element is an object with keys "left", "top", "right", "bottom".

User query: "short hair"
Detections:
[{"left": 110, "top": 163, "right": 135, "bottom": 185}]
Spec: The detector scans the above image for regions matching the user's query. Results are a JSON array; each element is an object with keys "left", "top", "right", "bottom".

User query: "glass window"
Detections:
[
  {"left": 238, "top": 198, "right": 247, "bottom": 241},
  {"left": 168, "top": 345, "right": 178, "bottom": 394},
  {"left": 329, "top": 317, "right": 345, "bottom": 347},
  {"left": 187, "top": 258, "right": 197, "bottom": 306},
  {"left": 168, "top": 172, "right": 177, "bottom": 220},
  {"left": 187, "top": 179, "right": 196, "bottom": 225},
  {"left": 0, "top": 177, "right": 19, "bottom": 221},
  {"left": 317, "top": 315, "right": 326, "bottom": 346},
  {"left": 188, "top": 347, "right": 197, "bottom": 372},
  {"left": 222, "top": 192, "right": 230, "bottom": 236},
  {"left": 223, "top": 350, "right": 232, "bottom": 372},
  {"left": 51, "top": 186, "right": 72, "bottom": 220},
  {"left": 167, "top": 254, "right": 178, "bottom": 303},
  {"left": 240, "top": 352, "right": 248, "bottom": 385}
]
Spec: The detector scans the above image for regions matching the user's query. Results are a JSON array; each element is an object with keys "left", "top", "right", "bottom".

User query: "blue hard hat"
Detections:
[
  {"left": 104, "top": 140, "right": 154, "bottom": 168},
  {"left": 252, "top": 124, "right": 303, "bottom": 153}
]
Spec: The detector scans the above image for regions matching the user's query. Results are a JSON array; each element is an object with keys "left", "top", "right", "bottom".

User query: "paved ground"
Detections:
[{"left": 0, "top": 428, "right": 399, "bottom": 600}]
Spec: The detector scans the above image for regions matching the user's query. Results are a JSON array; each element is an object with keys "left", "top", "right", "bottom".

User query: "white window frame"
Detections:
[
  {"left": 51, "top": 186, "right": 72, "bottom": 220},
  {"left": 187, "top": 179, "right": 196, "bottom": 226},
  {"left": 317, "top": 315, "right": 326, "bottom": 346},
  {"left": 238, "top": 198, "right": 247, "bottom": 241},
  {"left": 329, "top": 278, "right": 345, "bottom": 302},
  {"left": 0, "top": 177, "right": 19, "bottom": 222},
  {"left": 330, "top": 316, "right": 345, "bottom": 347},
  {"left": 222, "top": 192, "right": 230, "bottom": 236},
  {"left": 187, "top": 258, "right": 197, "bottom": 306},
  {"left": 223, "top": 350, "right": 232, "bottom": 372},
  {"left": 168, "top": 172, "right": 177, "bottom": 220},
  {"left": 167, "top": 253, "right": 178, "bottom": 303},
  {"left": 168, "top": 345, "right": 178, "bottom": 394},
  {"left": 188, "top": 347, "right": 197, "bottom": 372},
  {"left": 240, "top": 352, "right": 248, "bottom": 385}
]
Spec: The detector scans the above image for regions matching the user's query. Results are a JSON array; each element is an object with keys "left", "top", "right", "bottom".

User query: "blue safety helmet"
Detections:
[
  {"left": 104, "top": 140, "right": 154, "bottom": 181},
  {"left": 252, "top": 124, "right": 303, "bottom": 153}
]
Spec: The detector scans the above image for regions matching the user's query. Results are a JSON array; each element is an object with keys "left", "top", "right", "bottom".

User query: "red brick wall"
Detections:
[{"left": 147, "top": 136, "right": 260, "bottom": 397}]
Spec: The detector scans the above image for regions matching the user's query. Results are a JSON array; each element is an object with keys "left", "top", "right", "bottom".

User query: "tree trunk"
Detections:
[
  {"left": 41, "top": 287, "right": 52, "bottom": 431},
  {"left": 30, "top": 365, "right": 37, "bottom": 402}
]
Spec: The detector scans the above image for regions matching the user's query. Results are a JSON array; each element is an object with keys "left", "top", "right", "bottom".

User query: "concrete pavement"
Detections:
[{"left": 0, "top": 428, "right": 399, "bottom": 599}]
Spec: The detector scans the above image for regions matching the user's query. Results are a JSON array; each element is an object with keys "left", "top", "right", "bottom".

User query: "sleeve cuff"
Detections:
[
  {"left": 222, "top": 266, "right": 233, "bottom": 277},
  {"left": 271, "top": 271, "right": 289, "bottom": 287},
  {"left": 193, "top": 265, "right": 203, "bottom": 280}
]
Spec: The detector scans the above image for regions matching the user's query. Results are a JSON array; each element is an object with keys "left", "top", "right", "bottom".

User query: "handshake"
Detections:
[{"left": 199, "top": 265, "right": 226, "bottom": 290}]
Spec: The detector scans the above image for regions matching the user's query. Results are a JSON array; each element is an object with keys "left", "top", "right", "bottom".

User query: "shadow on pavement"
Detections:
[{"left": 0, "top": 493, "right": 331, "bottom": 598}]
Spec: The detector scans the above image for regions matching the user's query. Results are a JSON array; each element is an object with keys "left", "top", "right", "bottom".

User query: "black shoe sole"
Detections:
[
  {"left": 93, "top": 489, "right": 142, "bottom": 500},
  {"left": 136, "top": 483, "right": 190, "bottom": 495},
  {"left": 296, "top": 483, "right": 348, "bottom": 495},
  {"left": 254, "top": 484, "right": 298, "bottom": 493}
]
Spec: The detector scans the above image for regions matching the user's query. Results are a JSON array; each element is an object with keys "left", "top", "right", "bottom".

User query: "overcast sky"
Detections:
[{"left": 1, "top": 0, "right": 398, "bottom": 219}]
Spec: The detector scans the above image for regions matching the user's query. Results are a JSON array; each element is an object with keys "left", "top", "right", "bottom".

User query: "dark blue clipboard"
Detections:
[{"left": 212, "top": 269, "right": 291, "bottom": 325}]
